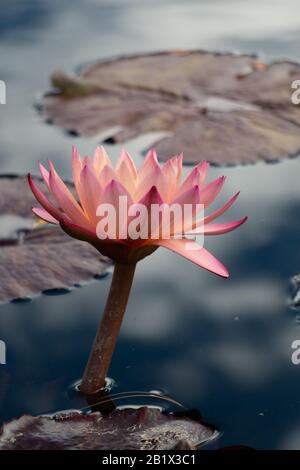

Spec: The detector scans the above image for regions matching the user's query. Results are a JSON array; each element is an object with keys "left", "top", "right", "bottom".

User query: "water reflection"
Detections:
[
  {"left": 0, "top": 1, "right": 54, "bottom": 41},
  {"left": 0, "top": 0, "right": 300, "bottom": 450}
]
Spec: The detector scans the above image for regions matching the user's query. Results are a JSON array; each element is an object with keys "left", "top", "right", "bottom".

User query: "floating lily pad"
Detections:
[
  {"left": 0, "top": 407, "right": 218, "bottom": 450},
  {"left": 0, "top": 174, "right": 74, "bottom": 221},
  {"left": 0, "top": 175, "right": 110, "bottom": 302},
  {"left": 41, "top": 50, "right": 300, "bottom": 165}
]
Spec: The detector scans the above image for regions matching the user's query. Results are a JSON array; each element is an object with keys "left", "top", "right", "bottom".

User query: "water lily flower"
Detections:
[{"left": 28, "top": 146, "right": 247, "bottom": 395}]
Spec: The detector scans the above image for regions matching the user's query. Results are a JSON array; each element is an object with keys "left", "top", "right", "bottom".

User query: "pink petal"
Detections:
[
  {"left": 78, "top": 164, "right": 103, "bottom": 223},
  {"left": 153, "top": 238, "right": 229, "bottom": 278},
  {"left": 101, "top": 179, "right": 133, "bottom": 239},
  {"left": 72, "top": 146, "right": 83, "bottom": 186},
  {"left": 60, "top": 219, "right": 99, "bottom": 245},
  {"left": 38, "top": 162, "right": 51, "bottom": 191},
  {"left": 174, "top": 153, "right": 183, "bottom": 184},
  {"left": 98, "top": 164, "right": 117, "bottom": 187},
  {"left": 83, "top": 155, "right": 92, "bottom": 168},
  {"left": 171, "top": 185, "right": 201, "bottom": 236},
  {"left": 162, "top": 156, "right": 180, "bottom": 199},
  {"left": 197, "top": 160, "right": 209, "bottom": 187},
  {"left": 60, "top": 218, "right": 126, "bottom": 248},
  {"left": 116, "top": 148, "right": 137, "bottom": 176},
  {"left": 138, "top": 149, "right": 159, "bottom": 182},
  {"left": 172, "top": 184, "right": 200, "bottom": 207},
  {"left": 191, "top": 216, "right": 248, "bottom": 235},
  {"left": 134, "top": 185, "right": 164, "bottom": 238},
  {"left": 102, "top": 179, "right": 132, "bottom": 207},
  {"left": 32, "top": 207, "right": 59, "bottom": 224},
  {"left": 203, "top": 192, "right": 240, "bottom": 224},
  {"left": 135, "top": 160, "right": 166, "bottom": 201},
  {"left": 28, "top": 174, "right": 64, "bottom": 222},
  {"left": 178, "top": 160, "right": 209, "bottom": 195},
  {"left": 115, "top": 148, "right": 138, "bottom": 193},
  {"left": 200, "top": 176, "right": 225, "bottom": 207},
  {"left": 186, "top": 191, "right": 241, "bottom": 235},
  {"left": 48, "top": 161, "right": 87, "bottom": 225},
  {"left": 93, "top": 146, "right": 112, "bottom": 173},
  {"left": 137, "top": 185, "right": 164, "bottom": 208}
]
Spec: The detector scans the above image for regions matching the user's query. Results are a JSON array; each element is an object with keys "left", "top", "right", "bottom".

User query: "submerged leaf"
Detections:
[
  {"left": 0, "top": 175, "right": 110, "bottom": 302},
  {"left": 0, "top": 408, "right": 218, "bottom": 450},
  {"left": 42, "top": 51, "right": 300, "bottom": 165}
]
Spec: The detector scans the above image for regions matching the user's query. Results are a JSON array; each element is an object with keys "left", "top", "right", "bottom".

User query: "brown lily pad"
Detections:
[
  {"left": 41, "top": 50, "right": 300, "bottom": 165},
  {"left": 0, "top": 174, "right": 74, "bottom": 222},
  {"left": 0, "top": 175, "right": 111, "bottom": 302},
  {"left": 0, "top": 407, "right": 218, "bottom": 450}
]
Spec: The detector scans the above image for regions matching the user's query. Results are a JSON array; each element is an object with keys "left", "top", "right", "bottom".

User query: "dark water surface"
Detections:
[{"left": 0, "top": 0, "right": 300, "bottom": 450}]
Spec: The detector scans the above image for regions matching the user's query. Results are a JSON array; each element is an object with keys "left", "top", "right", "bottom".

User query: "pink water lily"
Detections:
[
  {"left": 28, "top": 146, "right": 247, "bottom": 395},
  {"left": 28, "top": 146, "right": 246, "bottom": 278}
]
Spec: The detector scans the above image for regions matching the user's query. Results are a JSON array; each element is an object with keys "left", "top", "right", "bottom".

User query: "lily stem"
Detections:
[{"left": 80, "top": 262, "right": 136, "bottom": 395}]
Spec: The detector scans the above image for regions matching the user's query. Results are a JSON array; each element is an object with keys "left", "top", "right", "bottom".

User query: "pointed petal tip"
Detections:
[
  {"left": 72, "top": 145, "right": 81, "bottom": 158},
  {"left": 82, "top": 162, "right": 89, "bottom": 173},
  {"left": 32, "top": 207, "right": 59, "bottom": 224},
  {"left": 148, "top": 148, "right": 158, "bottom": 162},
  {"left": 47, "top": 159, "right": 56, "bottom": 173},
  {"left": 196, "top": 160, "right": 209, "bottom": 172},
  {"left": 38, "top": 161, "right": 44, "bottom": 171},
  {"left": 156, "top": 238, "right": 230, "bottom": 279},
  {"left": 104, "top": 178, "right": 127, "bottom": 195},
  {"left": 232, "top": 190, "right": 240, "bottom": 201},
  {"left": 200, "top": 215, "right": 248, "bottom": 236},
  {"left": 110, "top": 178, "right": 119, "bottom": 188},
  {"left": 150, "top": 184, "right": 158, "bottom": 194},
  {"left": 212, "top": 262, "right": 229, "bottom": 278},
  {"left": 207, "top": 255, "right": 229, "bottom": 278},
  {"left": 234, "top": 215, "right": 248, "bottom": 227},
  {"left": 211, "top": 259, "right": 229, "bottom": 278},
  {"left": 148, "top": 184, "right": 161, "bottom": 197},
  {"left": 27, "top": 173, "right": 34, "bottom": 188},
  {"left": 138, "top": 184, "right": 163, "bottom": 205},
  {"left": 177, "top": 153, "right": 183, "bottom": 167}
]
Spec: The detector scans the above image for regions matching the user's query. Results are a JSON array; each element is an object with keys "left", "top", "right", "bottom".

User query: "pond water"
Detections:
[{"left": 1, "top": 0, "right": 300, "bottom": 450}]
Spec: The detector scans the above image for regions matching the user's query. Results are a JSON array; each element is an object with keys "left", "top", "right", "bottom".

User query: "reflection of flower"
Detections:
[{"left": 28, "top": 146, "right": 246, "bottom": 277}]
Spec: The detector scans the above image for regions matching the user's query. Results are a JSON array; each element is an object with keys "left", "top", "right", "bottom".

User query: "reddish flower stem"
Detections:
[{"left": 80, "top": 262, "right": 136, "bottom": 395}]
